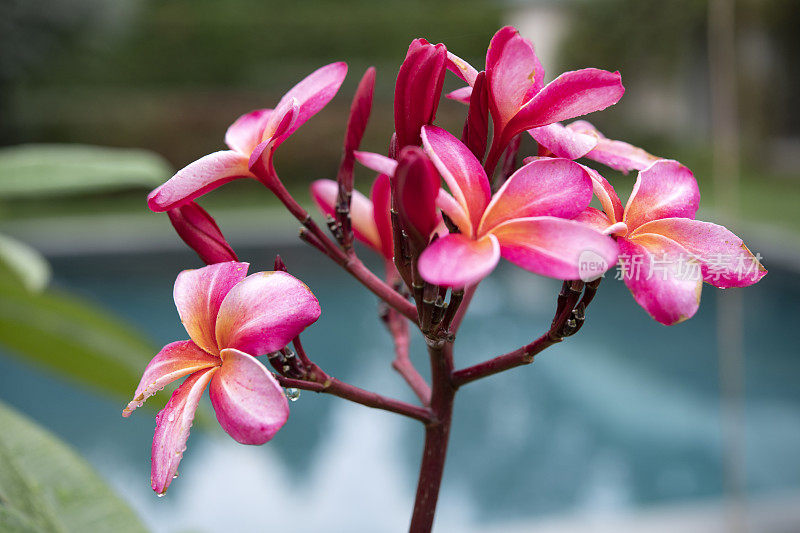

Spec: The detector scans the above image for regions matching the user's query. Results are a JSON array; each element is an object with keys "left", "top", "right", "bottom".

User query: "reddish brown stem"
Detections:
[{"left": 387, "top": 308, "right": 431, "bottom": 405}]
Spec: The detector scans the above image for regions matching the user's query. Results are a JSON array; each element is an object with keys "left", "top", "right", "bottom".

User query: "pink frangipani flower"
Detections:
[
  {"left": 575, "top": 160, "right": 767, "bottom": 325},
  {"left": 123, "top": 262, "right": 321, "bottom": 494},
  {"left": 446, "top": 26, "right": 625, "bottom": 172},
  {"left": 528, "top": 120, "right": 660, "bottom": 173},
  {"left": 415, "top": 125, "right": 618, "bottom": 287},
  {"left": 147, "top": 62, "right": 348, "bottom": 212}
]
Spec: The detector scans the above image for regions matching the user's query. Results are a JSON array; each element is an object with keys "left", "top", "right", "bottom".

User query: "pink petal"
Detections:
[
  {"left": 168, "top": 201, "right": 238, "bottom": 265},
  {"left": 479, "top": 158, "right": 593, "bottom": 234},
  {"left": 461, "top": 71, "right": 489, "bottom": 161},
  {"left": 446, "top": 86, "right": 473, "bottom": 104},
  {"left": 528, "top": 122, "right": 597, "bottom": 159},
  {"left": 310, "top": 179, "right": 382, "bottom": 252},
  {"left": 123, "top": 340, "right": 219, "bottom": 417},
  {"left": 370, "top": 173, "right": 394, "bottom": 260},
  {"left": 148, "top": 151, "right": 252, "bottom": 212},
  {"left": 632, "top": 218, "right": 767, "bottom": 288},
  {"left": 394, "top": 39, "right": 447, "bottom": 148},
  {"left": 573, "top": 207, "right": 614, "bottom": 233},
  {"left": 421, "top": 125, "right": 491, "bottom": 231},
  {"left": 248, "top": 99, "right": 300, "bottom": 179},
  {"left": 215, "top": 271, "right": 322, "bottom": 355},
  {"left": 624, "top": 160, "right": 699, "bottom": 231},
  {"left": 418, "top": 234, "right": 500, "bottom": 288},
  {"left": 262, "top": 62, "right": 348, "bottom": 143},
  {"left": 503, "top": 68, "right": 625, "bottom": 144},
  {"left": 436, "top": 189, "right": 473, "bottom": 236},
  {"left": 582, "top": 164, "right": 624, "bottom": 223},
  {"left": 567, "top": 120, "right": 659, "bottom": 173},
  {"left": 337, "top": 67, "right": 376, "bottom": 199},
  {"left": 486, "top": 26, "right": 545, "bottom": 133},
  {"left": 446, "top": 51, "right": 479, "bottom": 85},
  {"left": 224, "top": 109, "right": 272, "bottom": 155},
  {"left": 151, "top": 367, "right": 217, "bottom": 495},
  {"left": 619, "top": 234, "right": 702, "bottom": 325},
  {"left": 394, "top": 146, "right": 441, "bottom": 247},
  {"left": 354, "top": 151, "right": 398, "bottom": 176},
  {"left": 173, "top": 262, "right": 250, "bottom": 356},
  {"left": 490, "top": 216, "right": 618, "bottom": 280},
  {"left": 209, "top": 348, "right": 289, "bottom": 445}
]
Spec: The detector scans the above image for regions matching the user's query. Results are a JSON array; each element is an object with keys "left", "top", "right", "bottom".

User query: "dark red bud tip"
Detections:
[
  {"left": 394, "top": 39, "right": 448, "bottom": 150},
  {"left": 274, "top": 255, "right": 287, "bottom": 272},
  {"left": 393, "top": 146, "right": 441, "bottom": 250},
  {"left": 167, "top": 202, "right": 238, "bottom": 265}
]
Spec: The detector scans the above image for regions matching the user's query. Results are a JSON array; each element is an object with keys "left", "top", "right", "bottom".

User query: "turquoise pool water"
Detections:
[{"left": 1, "top": 245, "right": 798, "bottom": 531}]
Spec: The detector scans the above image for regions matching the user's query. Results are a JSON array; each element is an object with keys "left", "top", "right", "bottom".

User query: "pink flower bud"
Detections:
[
  {"left": 394, "top": 39, "right": 447, "bottom": 149},
  {"left": 393, "top": 146, "right": 440, "bottom": 249},
  {"left": 167, "top": 202, "right": 238, "bottom": 265}
]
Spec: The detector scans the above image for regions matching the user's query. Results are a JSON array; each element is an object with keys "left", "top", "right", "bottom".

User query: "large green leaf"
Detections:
[
  {"left": 0, "top": 144, "right": 171, "bottom": 198},
  {"left": 0, "top": 400, "right": 148, "bottom": 533},
  {"left": 0, "top": 280, "right": 156, "bottom": 400},
  {"left": 0, "top": 233, "right": 51, "bottom": 292}
]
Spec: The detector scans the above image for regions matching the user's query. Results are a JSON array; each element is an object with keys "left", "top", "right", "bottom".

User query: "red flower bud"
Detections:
[
  {"left": 167, "top": 202, "right": 238, "bottom": 265},
  {"left": 394, "top": 39, "right": 447, "bottom": 149}
]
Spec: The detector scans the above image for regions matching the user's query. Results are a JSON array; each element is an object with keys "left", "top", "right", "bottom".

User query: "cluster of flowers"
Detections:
[{"left": 126, "top": 26, "right": 766, "bottom": 495}]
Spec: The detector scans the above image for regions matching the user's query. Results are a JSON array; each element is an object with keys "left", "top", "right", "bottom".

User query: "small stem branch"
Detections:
[
  {"left": 384, "top": 307, "right": 431, "bottom": 405},
  {"left": 261, "top": 171, "right": 418, "bottom": 322},
  {"left": 275, "top": 374, "right": 432, "bottom": 423}
]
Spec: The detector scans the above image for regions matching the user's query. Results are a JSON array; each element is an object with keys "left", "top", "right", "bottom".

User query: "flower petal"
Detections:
[
  {"left": 224, "top": 109, "right": 272, "bottom": 155},
  {"left": 209, "top": 348, "right": 289, "bottom": 445},
  {"left": 490, "top": 216, "right": 618, "bottom": 280},
  {"left": 215, "top": 271, "right": 322, "bottom": 355},
  {"left": 394, "top": 146, "right": 441, "bottom": 247},
  {"left": 486, "top": 26, "right": 545, "bottom": 132},
  {"left": 567, "top": 120, "right": 659, "bottom": 173},
  {"left": 262, "top": 62, "right": 348, "bottom": 143},
  {"left": 394, "top": 39, "right": 447, "bottom": 148},
  {"left": 504, "top": 68, "right": 625, "bottom": 143},
  {"left": 354, "top": 151, "right": 398, "bottom": 176},
  {"left": 370, "top": 173, "right": 394, "bottom": 260},
  {"left": 148, "top": 151, "right": 252, "bottom": 212},
  {"left": 619, "top": 234, "right": 702, "bottom": 325},
  {"left": 479, "top": 158, "right": 593, "bottom": 234},
  {"left": 461, "top": 71, "right": 489, "bottom": 161},
  {"left": 528, "top": 122, "right": 597, "bottom": 160},
  {"left": 418, "top": 234, "right": 500, "bottom": 287},
  {"left": 167, "top": 201, "right": 238, "bottom": 265},
  {"left": 632, "top": 218, "right": 767, "bottom": 288},
  {"left": 445, "top": 86, "right": 473, "bottom": 104},
  {"left": 151, "top": 367, "right": 217, "bottom": 495},
  {"left": 421, "top": 125, "right": 491, "bottom": 232},
  {"left": 624, "top": 160, "right": 699, "bottom": 231},
  {"left": 582, "top": 164, "right": 624, "bottom": 224},
  {"left": 123, "top": 340, "right": 218, "bottom": 417},
  {"left": 573, "top": 207, "right": 614, "bottom": 233},
  {"left": 174, "top": 262, "right": 250, "bottom": 356},
  {"left": 310, "top": 179, "right": 382, "bottom": 252},
  {"left": 436, "top": 189, "right": 472, "bottom": 236},
  {"left": 446, "top": 51, "right": 479, "bottom": 85}
]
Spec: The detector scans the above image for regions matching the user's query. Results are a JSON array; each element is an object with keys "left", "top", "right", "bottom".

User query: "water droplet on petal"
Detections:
[
  {"left": 285, "top": 388, "right": 300, "bottom": 402},
  {"left": 167, "top": 413, "right": 175, "bottom": 422}
]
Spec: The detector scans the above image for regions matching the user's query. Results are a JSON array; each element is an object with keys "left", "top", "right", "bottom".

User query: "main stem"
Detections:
[{"left": 409, "top": 342, "right": 456, "bottom": 532}]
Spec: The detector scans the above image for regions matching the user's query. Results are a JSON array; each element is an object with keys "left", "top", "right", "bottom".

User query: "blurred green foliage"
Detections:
[{"left": 0, "top": 400, "right": 147, "bottom": 532}]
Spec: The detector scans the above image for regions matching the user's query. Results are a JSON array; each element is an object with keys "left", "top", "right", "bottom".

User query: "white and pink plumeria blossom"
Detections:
[
  {"left": 356, "top": 126, "right": 619, "bottom": 288},
  {"left": 528, "top": 120, "right": 660, "bottom": 173},
  {"left": 147, "top": 62, "right": 348, "bottom": 212},
  {"left": 123, "top": 262, "right": 321, "bottom": 495},
  {"left": 575, "top": 160, "right": 767, "bottom": 325}
]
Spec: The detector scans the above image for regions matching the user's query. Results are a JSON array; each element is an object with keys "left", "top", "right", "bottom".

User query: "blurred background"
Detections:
[{"left": 1, "top": 0, "right": 799, "bottom": 531}]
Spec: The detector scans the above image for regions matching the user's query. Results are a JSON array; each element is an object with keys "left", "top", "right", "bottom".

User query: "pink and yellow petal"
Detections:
[
  {"left": 151, "top": 367, "right": 217, "bottom": 495},
  {"left": 173, "top": 262, "right": 250, "bottom": 356},
  {"left": 624, "top": 160, "right": 699, "bottom": 231},
  {"left": 528, "top": 123, "right": 597, "bottom": 160},
  {"left": 490, "top": 216, "right": 618, "bottom": 280},
  {"left": 215, "top": 271, "right": 321, "bottom": 355},
  {"left": 224, "top": 109, "right": 272, "bottom": 155},
  {"left": 418, "top": 234, "right": 500, "bottom": 287},
  {"left": 632, "top": 218, "right": 767, "bottom": 288},
  {"left": 209, "top": 348, "right": 290, "bottom": 445},
  {"left": 310, "top": 179, "right": 382, "bottom": 252},
  {"left": 124, "top": 340, "right": 219, "bottom": 417}
]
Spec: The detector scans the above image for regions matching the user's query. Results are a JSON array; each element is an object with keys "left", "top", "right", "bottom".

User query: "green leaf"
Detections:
[
  {"left": 0, "top": 233, "right": 51, "bottom": 292},
  {"left": 0, "top": 144, "right": 172, "bottom": 198},
  {"left": 0, "top": 399, "right": 148, "bottom": 533},
  {"left": 0, "top": 280, "right": 156, "bottom": 401}
]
